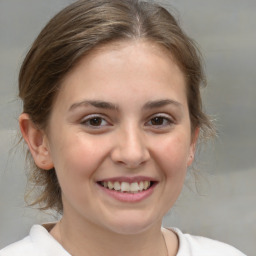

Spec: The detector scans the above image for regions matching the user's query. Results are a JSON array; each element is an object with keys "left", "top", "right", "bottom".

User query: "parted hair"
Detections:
[{"left": 19, "top": 0, "right": 215, "bottom": 213}]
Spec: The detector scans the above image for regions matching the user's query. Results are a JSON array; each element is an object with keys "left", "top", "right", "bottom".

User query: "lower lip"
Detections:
[{"left": 97, "top": 183, "right": 157, "bottom": 203}]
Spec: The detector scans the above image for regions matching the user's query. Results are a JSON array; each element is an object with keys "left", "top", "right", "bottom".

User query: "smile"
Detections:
[
  {"left": 99, "top": 181, "right": 152, "bottom": 193},
  {"left": 97, "top": 177, "right": 157, "bottom": 202}
]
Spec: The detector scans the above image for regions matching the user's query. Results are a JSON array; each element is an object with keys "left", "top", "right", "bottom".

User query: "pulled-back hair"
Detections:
[{"left": 19, "top": 0, "right": 215, "bottom": 213}]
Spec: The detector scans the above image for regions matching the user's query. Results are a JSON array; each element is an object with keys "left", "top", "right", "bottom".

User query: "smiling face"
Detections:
[{"left": 42, "top": 40, "right": 197, "bottom": 234}]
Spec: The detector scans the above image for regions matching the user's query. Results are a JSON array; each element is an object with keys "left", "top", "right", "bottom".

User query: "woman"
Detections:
[{"left": 0, "top": 0, "right": 246, "bottom": 255}]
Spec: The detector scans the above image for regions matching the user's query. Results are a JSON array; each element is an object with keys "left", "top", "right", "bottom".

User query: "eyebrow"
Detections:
[
  {"left": 69, "top": 99, "right": 182, "bottom": 112},
  {"left": 142, "top": 99, "right": 182, "bottom": 110},
  {"left": 69, "top": 100, "right": 118, "bottom": 111}
]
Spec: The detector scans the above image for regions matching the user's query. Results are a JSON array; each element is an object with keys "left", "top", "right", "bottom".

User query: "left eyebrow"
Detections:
[{"left": 142, "top": 99, "right": 183, "bottom": 110}]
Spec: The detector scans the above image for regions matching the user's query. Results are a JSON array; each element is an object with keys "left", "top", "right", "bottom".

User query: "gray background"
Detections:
[{"left": 0, "top": 0, "right": 255, "bottom": 255}]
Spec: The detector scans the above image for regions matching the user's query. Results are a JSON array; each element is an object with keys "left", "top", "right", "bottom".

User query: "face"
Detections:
[{"left": 43, "top": 40, "right": 197, "bottom": 234}]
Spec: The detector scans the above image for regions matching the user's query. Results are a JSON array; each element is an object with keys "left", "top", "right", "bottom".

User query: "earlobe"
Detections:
[
  {"left": 19, "top": 113, "right": 54, "bottom": 170},
  {"left": 187, "top": 127, "right": 200, "bottom": 167}
]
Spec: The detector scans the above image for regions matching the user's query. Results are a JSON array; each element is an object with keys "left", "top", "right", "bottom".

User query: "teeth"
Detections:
[
  {"left": 139, "top": 181, "right": 144, "bottom": 190},
  {"left": 121, "top": 182, "right": 130, "bottom": 192},
  {"left": 100, "top": 181, "right": 152, "bottom": 193},
  {"left": 144, "top": 181, "right": 150, "bottom": 188},
  {"left": 130, "top": 182, "right": 140, "bottom": 192},
  {"left": 108, "top": 181, "right": 114, "bottom": 189},
  {"left": 114, "top": 181, "right": 121, "bottom": 191}
]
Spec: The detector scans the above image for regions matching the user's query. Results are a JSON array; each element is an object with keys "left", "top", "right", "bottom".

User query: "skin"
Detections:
[{"left": 20, "top": 40, "right": 198, "bottom": 256}]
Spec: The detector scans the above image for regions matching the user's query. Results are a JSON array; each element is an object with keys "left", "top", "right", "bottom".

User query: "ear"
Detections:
[
  {"left": 187, "top": 127, "right": 200, "bottom": 167},
  {"left": 19, "top": 113, "right": 54, "bottom": 170}
]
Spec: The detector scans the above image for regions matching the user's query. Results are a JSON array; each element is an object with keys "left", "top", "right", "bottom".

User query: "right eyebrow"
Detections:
[{"left": 69, "top": 100, "right": 119, "bottom": 112}]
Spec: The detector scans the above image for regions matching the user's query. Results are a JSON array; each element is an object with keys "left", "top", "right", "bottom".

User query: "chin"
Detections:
[
  {"left": 108, "top": 224, "right": 152, "bottom": 235},
  {"left": 103, "top": 212, "right": 161, "bottom": 235}
]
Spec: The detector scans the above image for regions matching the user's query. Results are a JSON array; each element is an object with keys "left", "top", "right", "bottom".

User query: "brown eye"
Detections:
[
  {"left": 151, "top": 117, "right": 165, "bottom": 125},
  {"left": 81, "top": 115, "right": 109, "bottom": 128},
  {"left": 89, "top": 117, "right": 103, "bottom": 126},
  {"left": 145, "top": 114, "right": 173, "bottom": 128}
]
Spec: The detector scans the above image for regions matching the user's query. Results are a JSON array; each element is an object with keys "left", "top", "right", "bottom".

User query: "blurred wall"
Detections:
[{"left": 0, "top": 1, "right": 255, "bottom": 255}]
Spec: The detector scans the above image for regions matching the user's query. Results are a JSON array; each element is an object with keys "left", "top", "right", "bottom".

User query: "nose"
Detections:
[{"left": 110, "top": 126, "right": 150, "bottom": 169}]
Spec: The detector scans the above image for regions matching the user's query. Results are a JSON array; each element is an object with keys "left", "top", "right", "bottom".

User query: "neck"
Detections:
[{"left": 51, "top": 215, "right": 168, "bottom": 256}]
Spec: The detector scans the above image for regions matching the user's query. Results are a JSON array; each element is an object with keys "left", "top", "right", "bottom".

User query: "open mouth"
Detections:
[{"left": 97, "top": 181, "right": 155, "bottom": 193}]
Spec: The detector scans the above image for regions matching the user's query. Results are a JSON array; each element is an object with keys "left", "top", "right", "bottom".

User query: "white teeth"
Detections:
[
  {"left": 114, "top": 181, "right": 121, "bottom": 191},
  {"left": 144, "top": 181, "right": 150, "bottom": 189},
  {"left": 130, "top": 182, "right": 140, "bottom": 192},
  {"left": 121, "top": 182, "right": 130, "bottom": 192},
  {"left": 101, "top": 181, "right": 152, "bottom": 193},
  {"left": 139, "top": 181, "right": 144, "bottom": 190},
  {"left": 107, "top": 181, "right": 114, "bottom": 189}
]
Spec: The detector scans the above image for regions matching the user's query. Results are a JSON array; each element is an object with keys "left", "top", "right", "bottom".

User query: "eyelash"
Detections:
[
  {"left": 80, "top": 113, "right": 174, "bottom": 130},
  {"left": 80, "top": 114, "right": 110, "bottom": 128},
  {"left": 145, "top": 114, "right": 174, "bottom": 128}
]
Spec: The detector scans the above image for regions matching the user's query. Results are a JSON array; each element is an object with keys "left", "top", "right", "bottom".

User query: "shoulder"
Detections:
[
  {"left": 0, "top": 225, "right": 70, "bottom": 256},
  {"left": 0, "top": 234, "right": 38, "bottom": 256},
  {"left": 165, "top": 227, "right": 247, "bottom": 256}
]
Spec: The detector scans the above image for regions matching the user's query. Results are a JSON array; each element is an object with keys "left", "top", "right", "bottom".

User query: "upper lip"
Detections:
[{"left": 98, "top": 176, "right": 157, "bottom": 183}]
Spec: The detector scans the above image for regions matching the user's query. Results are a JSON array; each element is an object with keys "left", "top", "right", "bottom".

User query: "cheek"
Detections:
[
  {"left": 50, "top": 132, "right": 109, "bottom": 181},
  {"left": 154, "top": 134, "right": 191, "bottom": 177},
  {"left": 151, "top": 134, "right": 191, "bottom": 212},
  {"left": 49, "top": 134, "right": 111, "bottom": 206}
]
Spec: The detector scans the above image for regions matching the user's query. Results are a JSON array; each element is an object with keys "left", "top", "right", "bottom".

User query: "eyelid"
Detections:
[
  {"left": 151, "top": 112, "right": 174, "bottom": 119},
  {"left": 145, "top": 113, "right": 175, "bottom": 127},
  {"left": 80, "top": 114, "right": 111, "bottom": 128}
]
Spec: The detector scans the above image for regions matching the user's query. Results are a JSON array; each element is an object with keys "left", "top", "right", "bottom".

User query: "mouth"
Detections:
[{"left": 97, "top": 180, "right": 155, "bottom": 193}]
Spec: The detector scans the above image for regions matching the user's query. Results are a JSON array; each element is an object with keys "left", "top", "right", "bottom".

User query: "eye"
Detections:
[
  {"left": 145, "top": 114, "right": 174, "bottom": 128},
  {"left": 81, "top": 115, "right": 110, "bottom": 128}
]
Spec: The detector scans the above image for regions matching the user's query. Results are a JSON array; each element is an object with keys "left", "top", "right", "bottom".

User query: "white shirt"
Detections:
[{"left": 0, "top": 225, "right": 246, "bottom": 256}]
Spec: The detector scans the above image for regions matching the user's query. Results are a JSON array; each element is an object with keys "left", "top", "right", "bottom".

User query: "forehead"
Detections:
[
  {"left": 67, "top": 39, "right": 183, "bottom": 77},
  {"left": 55, "top": 39, "right": 187, "bottom": 108},
  {"left": 90, "top": 39, "right": 173, "bottom": 59}
]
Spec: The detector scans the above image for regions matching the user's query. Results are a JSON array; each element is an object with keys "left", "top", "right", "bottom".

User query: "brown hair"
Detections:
[{"left": 19, "top": 0, "right": 215, "bottom": 213}]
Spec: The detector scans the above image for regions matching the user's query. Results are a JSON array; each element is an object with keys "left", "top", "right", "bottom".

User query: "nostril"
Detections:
[
  {"left": 110, "top": 131, "right": 150, "bottom": 168},
  {"left": 111, "top": 149, "right": 150, "bottom": 169}
]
